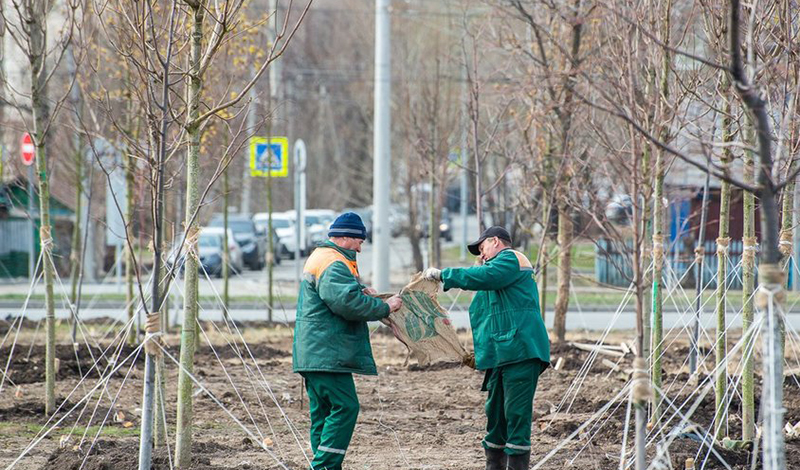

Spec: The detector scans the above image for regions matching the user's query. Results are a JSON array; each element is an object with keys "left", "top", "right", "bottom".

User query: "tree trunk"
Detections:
[
  {"left": 154, "top": 354, "right": 167, "bottom": 447},
  {"left": 428, "top": 161, "right": 435, "bottom": 266},
  {"left": 551, "top": 0, "right": 583, "bottom": 345},
  {"left": 537, "top": 144, "right": 554, "bottom": 324},
  {"left": 27, "top": 0, "right": 56, "bottom": 415},
  {"left": 650, "top": 0, "right": 672, "bottom": 425},
  {"left": 741, "top": 124, "right": 756, "bottom": 442},
  {"left": 69, "top": 149, "right": 82, "bottom": 314},
  {"left": 125, "top": 145, "right": 136, "bottom": 345},
  {"left": 223, "top": 161, "right": 230, "bottom": 316},
  {"left": 779, "top": 157, "right": 794, "bottom": 358},
  {"left": 729, "top": 2, "right": 785, "bottom": 465},
  {"left": 651, "top": 143, "right": 665, "bottom": 422},
  {"left": 124, "top": 69, "right": 137, "bottom": 346},
  {"left": 0, "top": 13, "right": 5, "bottom": 181},
  {"left": 713, "top": 83, "right": 733, "bottom": 440},
  {"left": 538, "top": 197, "right": 549, "bottom": 322},
  {"left": 641, "top": 144, "right": 652, "bottom": 365},
  {"left": 473, "top": 140, "right": 483, "bottom": 232},
  {"left": 538, "top": 254, "right": 547, "bottom": 322},
  {"left": 553, "top": 196, "right": 571, "bottom": 343},
  {"left": 175, "top": 4, "right": 205, "bottom": 467},
  {"left": 406, "top": 170, "right": 424, "bottom": 271},
  {"left": 154, "top": 249, "right": 167, "bottom": 448}
]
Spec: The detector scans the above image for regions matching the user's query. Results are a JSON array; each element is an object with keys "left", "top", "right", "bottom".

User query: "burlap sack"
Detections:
[{"left": 380, "top": 274, "right": 474, "bottom": 368}]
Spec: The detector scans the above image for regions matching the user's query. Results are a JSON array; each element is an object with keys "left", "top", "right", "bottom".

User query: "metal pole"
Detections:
[
  {"left": 372, "top": 0, "right": 391, "bottom": 291},
  {"left": 82, "top": 148, "right": 96, "bottom": 282},
  {"left": 139, "top": 350, "right": 156, "bottom": 470},
  {"left": 140, "top": 10, "right": 172, "bottom": 461},
  {"left": 269, "top": 0, "right": 281, "bottom": 104},
  {"left": 794, "top": 180, "right": 800, "bottom": 291},
  {"left": 294, "top": 139, "right": 306, "bottom": 289},
  {"left": 633, "top": 357, "right": 649, "bottom": 470},
  {"left": 459, "top": 65, "right": 468, "bottom": 262},
  {"left": 689, "top": 167, "right": 711, "bottom": 374},
  {"left": 760, "top": 265, "right": 786, "bottom": 470},
  {"left": 241, "top": 90, "right": 255, "bottom": 215},
  {"left": 28, "top": 165, "right": 35, "bottom": 279}
]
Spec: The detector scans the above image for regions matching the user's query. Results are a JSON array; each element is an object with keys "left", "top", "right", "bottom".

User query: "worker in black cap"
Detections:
[{"left": 423, "top": 226, "right": 550, "bottom": 470}]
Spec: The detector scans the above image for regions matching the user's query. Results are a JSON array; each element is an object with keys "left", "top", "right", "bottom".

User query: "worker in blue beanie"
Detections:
[{"left": 294, "top": 211, "right": 403, "bottom": 469}]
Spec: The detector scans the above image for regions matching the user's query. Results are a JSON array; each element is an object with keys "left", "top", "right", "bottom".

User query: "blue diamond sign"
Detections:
[{"left": 250, "top": 136, "right": 289, "bottom": 178}]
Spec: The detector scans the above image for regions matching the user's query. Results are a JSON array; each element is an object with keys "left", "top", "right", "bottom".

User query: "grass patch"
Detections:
[
  {"left": 441, "top": 241, "right": 597, "bottom": 272},
  {"left": 0, "top": 421, "right": 140, "bottom": 439},
  {"left": 526, "top": 242, "right": 596, "bottom": 271},
  {"left": 437, "top": 287, "right": 800, "bottom": 310}
]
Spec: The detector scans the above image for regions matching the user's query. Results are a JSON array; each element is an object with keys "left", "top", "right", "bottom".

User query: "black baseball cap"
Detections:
[{"left": 467, "top": 226, "right": 512, "bottom": 256}]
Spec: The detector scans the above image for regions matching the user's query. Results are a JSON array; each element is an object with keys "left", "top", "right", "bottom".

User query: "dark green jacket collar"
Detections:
[
  {"left": 487, "top": 248, "right": 512, "bottom": 263},
  {"left": 319, "top": 240, "right": 357, "bottom": 261}
]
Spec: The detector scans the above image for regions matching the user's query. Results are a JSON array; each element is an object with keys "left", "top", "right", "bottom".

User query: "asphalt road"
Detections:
[
  {"left": 0, "top": 214, "right": 478, "bottom": 298},
  {"left": 9, "top": 304, "right": 797, "bottom": 334}
]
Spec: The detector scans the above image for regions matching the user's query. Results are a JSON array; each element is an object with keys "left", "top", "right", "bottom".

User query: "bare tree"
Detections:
[
  {"left": 502, "top": 0, "right": 588, "bottom": 343},
  {"left": 1, "top": 0, "right": 81, "bottom": 415}
]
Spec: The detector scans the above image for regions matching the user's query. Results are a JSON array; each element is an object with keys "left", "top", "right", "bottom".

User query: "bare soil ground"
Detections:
[{"left": 0, "top": 321, "right": 798, "bottom": 469}]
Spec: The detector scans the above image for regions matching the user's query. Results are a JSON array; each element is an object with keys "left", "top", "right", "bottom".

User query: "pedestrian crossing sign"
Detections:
[{"left": 250, "top": 136, "right": 289, "bottom": 178}]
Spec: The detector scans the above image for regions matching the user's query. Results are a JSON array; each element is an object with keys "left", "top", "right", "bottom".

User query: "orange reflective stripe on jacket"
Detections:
[
  {"left": 304, "top": 247, "right": 359, "bottom": 282},
  {"left": 509, "top": 250, "right": 533, "bottom": 270}
]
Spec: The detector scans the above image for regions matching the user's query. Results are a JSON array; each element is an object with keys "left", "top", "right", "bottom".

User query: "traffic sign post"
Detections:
[
  {"left": 293, "top": 139, "right": 307, "bottom": 289},
  {"left": 250, "top": 136, "right": 289, "bottom": 178},
  {"left": 21, "top": 133, "right": 36, "bottom": 279}
]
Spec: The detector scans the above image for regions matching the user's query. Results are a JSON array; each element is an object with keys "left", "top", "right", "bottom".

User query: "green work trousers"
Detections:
[
  {"left": 481, "top": 358, "right": 545, "bottom": 455},
  {"left": 301, "top": 372, "right": 360, "bottom": 470}
]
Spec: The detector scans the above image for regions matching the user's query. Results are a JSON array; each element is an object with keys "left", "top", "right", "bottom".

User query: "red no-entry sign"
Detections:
[{"left": 21, "top": 133, "right": 35, "bottom": 166}]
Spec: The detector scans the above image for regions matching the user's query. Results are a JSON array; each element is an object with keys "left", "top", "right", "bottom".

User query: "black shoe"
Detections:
[
  {"left": 485, "top": 448, "right": 507, "bottom": 470},
  {"left": 507, "top": 451, "right": 530, "bottom": 470}
]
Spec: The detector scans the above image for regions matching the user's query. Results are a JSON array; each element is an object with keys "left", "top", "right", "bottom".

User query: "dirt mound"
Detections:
[
  {"left": 79, "top": 317, "right": 121, "bottom": 327},
  {"left": 207, "top": 320, "right": 293, "bottom": 330},
  {"left": 0, "top": 316, "right": 39, "bottom": 334},
  {"left": 44, "top": 439, "right": 255, "bottom": 470},
  {"left": 196, "top": 342, "right": 289, "bottom": 361},
  {"left": 653, "top": 438, "right": 751, "bottom": 468},
  {"left": 0, "top": 331, "right": 795, "bottom": 470},
  {"left": 549, "top": 341, "right": 634, "bottom": 372},
  {"left": 0, "top": 400, "right": 50, "bottom": 421},
  {"left": 0, "top": 399, "right": 125, "bottom": 428},
  {"left": 0, "top": 343, "right": 143, "bottom": 385}
]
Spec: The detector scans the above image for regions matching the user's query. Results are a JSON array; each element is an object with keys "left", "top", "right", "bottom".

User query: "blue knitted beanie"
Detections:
[{"left": 328, "top": 212, "right": 367, "bottom": 240}]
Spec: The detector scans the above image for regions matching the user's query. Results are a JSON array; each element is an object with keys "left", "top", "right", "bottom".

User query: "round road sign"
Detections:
[{"left": 21, "top": 133, "right": 35, "bottom": 166}]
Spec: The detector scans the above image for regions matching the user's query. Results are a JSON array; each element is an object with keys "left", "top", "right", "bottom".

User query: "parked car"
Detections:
[
  {"left": 304, "top": 209, "right": 337, "bottom": 246},
  {"left": 419, "top": 208, "right": 453, "bottom": 242},
  {"left": 208, "top": 214, "right": 271, "bottom": 270},
  {"left": 254, "top": 211, "right": 311, "bottom": 259},
  {"left": 166, "top": 228, "right": 244, "bottom": 278},
  {"left": 201, "top": 227, "right": 245, "bottom": 274}
]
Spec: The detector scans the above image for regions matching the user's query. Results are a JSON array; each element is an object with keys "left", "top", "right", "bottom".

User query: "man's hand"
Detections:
[
  {"left": 422, "top": 267, "right": 442, "bottom": 282},
  {"left": 362, "top": 287, "right": 378, "bottom": 296},
  {"left": 386, "top": 295, "right": 403, "bottom": 313}
]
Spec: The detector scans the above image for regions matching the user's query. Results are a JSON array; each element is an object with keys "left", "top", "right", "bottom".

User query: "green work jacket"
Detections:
[
  {"left": 292, "top": 241, "right": 390, "bottom": 375},
  {"left": 442, "top": 249, "right": 550, "bottom": 370}
]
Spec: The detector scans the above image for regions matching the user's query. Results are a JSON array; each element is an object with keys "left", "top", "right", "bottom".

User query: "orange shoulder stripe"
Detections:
[
  {"left": 304, "top": 247, "right": 359, "bottom": 279},
  {"left": 510, "top": 250, "right": 533, "bottom": 269}
]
